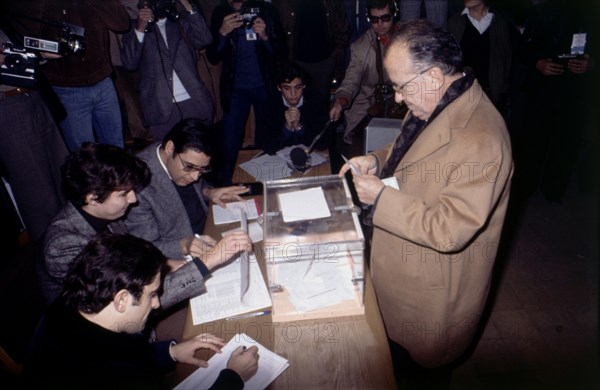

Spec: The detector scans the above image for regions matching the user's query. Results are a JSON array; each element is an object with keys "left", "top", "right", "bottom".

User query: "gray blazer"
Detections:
[
  {"left": 125, "top": 143, "right": 210, "bottom": 259},
  {"left": 41, "top": 202, "right": 206, "bottom": 309},
  {"left": 120, "top": 12, "right": 214, "bottom": 126}
]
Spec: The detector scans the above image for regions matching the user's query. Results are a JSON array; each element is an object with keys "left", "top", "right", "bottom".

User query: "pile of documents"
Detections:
[{"left": 174, "top": 333, "right": 289, "bottom": 389}]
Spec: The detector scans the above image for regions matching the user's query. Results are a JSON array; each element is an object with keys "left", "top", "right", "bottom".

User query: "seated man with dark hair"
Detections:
[
  {"left": 125, "top": 118, "right": 251, "bottom": 273},
  {"left": 262, "top": 62, "right": 330, "bottom": 154},
  {"left": 41, "top": 142, "right": 219, "bottom": 310},
  {"left": 26, "top": 233, "right": 259, "bottom": 389}
]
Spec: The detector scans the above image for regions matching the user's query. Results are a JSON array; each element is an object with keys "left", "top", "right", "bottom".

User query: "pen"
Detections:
[
  {"left": 194, "top": 233, "right": 215, "bottom": 248},
  {"left": 225, "top": 310, "right": 271, "bottom": 321},
  {"left": 341, "top": 154, "right": 361, "bottom": 175}
]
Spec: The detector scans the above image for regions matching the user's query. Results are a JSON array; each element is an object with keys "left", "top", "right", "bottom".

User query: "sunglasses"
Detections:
[{"left": 369, "top": 13, "right": 393, "bottom": 24}]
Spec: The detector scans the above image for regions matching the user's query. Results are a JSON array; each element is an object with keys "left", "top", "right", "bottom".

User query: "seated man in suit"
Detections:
[
  {"left": 262, "top": 62, "right": 330, "bottom": 155},
  {"left": 26, "top": 233, "right": 259, "bottom": 389},
  {"left": 125, "top": 118, "right": 251, "bottom": 271}
]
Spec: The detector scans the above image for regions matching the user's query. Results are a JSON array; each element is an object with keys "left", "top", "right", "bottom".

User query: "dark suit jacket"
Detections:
[
  {"left": 120, "top": 12, "right": 214, "bottom": 126},
  {"left": 42, "top": 202, "right": 205, "bottom": 309}
]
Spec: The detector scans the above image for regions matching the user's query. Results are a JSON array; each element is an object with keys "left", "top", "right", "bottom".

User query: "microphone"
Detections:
[
  {"left": 289, "top": 119, "right": 334, "bottom": 171},
  {"left": 290, "top": 146, "right": 308, "bottom": 169}
]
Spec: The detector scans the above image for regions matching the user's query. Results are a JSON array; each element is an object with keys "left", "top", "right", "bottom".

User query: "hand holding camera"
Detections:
[
  {"left": 136, "top": 6, "right": 155, "bottom": 33},
  {"left": 219, "top": 12, "right": 244, "bottom": 36}
]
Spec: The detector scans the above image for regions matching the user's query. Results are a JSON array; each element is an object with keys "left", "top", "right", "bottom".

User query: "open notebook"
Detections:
[{"left": 173, "top": 333, "right": 289, "bottom": 390}]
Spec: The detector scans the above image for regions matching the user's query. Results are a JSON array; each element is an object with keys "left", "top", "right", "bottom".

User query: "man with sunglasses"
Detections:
[
  {"left": 261, "top": 62, "right": 330, "bottom": 154},
  {"left": 329, "top": 0, "right": 398, "bottom": 148},
  {"left": 125, "top": 118, "right": 252, "bottom": 288}
]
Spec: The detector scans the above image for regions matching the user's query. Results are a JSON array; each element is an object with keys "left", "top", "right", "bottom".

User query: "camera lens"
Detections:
[{"left": 4, "top": 54, "right": 27, "bottom": 71}]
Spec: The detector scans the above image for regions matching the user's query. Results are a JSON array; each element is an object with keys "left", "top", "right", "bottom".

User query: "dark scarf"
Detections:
[{"left": 363, "top": 68, "right": 475, "bottom": 228}]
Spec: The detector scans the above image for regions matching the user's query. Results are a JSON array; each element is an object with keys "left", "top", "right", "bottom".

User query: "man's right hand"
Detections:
[
  {"left": 535, "top": 59, "right": 564, "bottom": 76},
  {"left": 338, "top": 154, "right": 378, "bottom": 177},
  {"left": 137, "top": 7, "right": 154, "bottom": 33},
  {"left": 227, "top": 346, "right": 259, "bottom": 382},
  {"left": 219, "top": 12, "right": 243, "bottom": 36},
  {"left": 192, "top": 230, "right": 252, "bottom": 270}
]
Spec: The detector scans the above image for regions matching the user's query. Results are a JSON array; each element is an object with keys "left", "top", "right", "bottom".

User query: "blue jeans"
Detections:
[
  {"left": 221, "top": 85, "right": 268, "bottom": 185},
  {"left": 52, "top": 77, "right": 124, "bottom": 151}
]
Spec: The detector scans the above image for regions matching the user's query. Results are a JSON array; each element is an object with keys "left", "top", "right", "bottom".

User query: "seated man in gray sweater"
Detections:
[{"left": 124, "top": 118, "right": 251, "bottom": 275}]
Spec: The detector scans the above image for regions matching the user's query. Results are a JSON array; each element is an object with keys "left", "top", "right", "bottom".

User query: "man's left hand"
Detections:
[
  {"left": 170, "top": 333, "right": 226, "bottom": 367},
  {"left": 205, "top": 185, "right": 249, "bottom": 207},
  {"left": 568, "top": 54, "right": 592, "bottom": 74},
  {"left": 352, "top": 174, "right": 385, "bottom": 205}
]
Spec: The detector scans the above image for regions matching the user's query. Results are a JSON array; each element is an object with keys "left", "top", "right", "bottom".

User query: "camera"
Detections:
[
  {"left": 1, "top": 42, "right": 38, "bottom": 89},
  {"left": 240, "top": 0, "right": 260, "bottom": 29},
  {"left": 24, "top": 23, "right": 86, "bottom": 56},
  {"left": 141, "top": 0, "right": 179, "bottom": 22}
]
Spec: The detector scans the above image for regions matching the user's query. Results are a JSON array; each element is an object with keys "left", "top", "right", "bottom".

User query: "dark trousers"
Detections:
[{"left": 388, "top": 339, "right": 453, "bottom": 390}]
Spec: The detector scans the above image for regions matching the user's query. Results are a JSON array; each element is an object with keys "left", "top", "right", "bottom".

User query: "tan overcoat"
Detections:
[{"left": 370, "top": 80, "right": 513, "bottom": 368}]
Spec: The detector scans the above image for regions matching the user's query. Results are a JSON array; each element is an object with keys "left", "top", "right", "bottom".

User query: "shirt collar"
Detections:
[
  {"left": 462, "top": 8, "right": 494, "bottom": 34},
  {"left": 156, "top": 144, "right": 173, "bottom": 180}
]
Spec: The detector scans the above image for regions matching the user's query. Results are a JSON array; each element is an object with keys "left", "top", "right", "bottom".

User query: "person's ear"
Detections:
[
  {"left": 276, "top": 84, "right": 282, "bottom": 92},
  {"left": 428, "top": 67, "right": 444, "bottom": 90},
  {"left": 113, "top": 289, "right": 130, "bottom": 313},
  {"left": 85, "top": 193, "right": 99, "bottom": 205},
  {"left": 164, "top": 140, "right": 175, "bottom": 156}
]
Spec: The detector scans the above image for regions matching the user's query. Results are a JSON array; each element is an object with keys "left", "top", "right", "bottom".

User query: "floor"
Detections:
[{"left": 0, "top": 176, "right": 597, "bottom": 389}]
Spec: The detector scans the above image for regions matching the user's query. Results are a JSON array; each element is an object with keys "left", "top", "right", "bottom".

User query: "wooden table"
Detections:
[
  {"left": 172, "top": 200, "right": 396, "bottom": 389},
  {"left": 231, "top": 149, "right": 332, "bottom": 184}
]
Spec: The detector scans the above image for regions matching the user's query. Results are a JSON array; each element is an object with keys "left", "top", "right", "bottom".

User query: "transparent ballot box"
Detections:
[{"left": 262, "top": 175, "right": 365, "bottom": 321}]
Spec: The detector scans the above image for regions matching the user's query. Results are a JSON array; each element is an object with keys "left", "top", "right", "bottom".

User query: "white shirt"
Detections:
[
  {"left": 462, "top": 8, "right": 494, "bottom": 35},
  {"left": 135, "top": 18, "right": 191, "bottom": 102}
]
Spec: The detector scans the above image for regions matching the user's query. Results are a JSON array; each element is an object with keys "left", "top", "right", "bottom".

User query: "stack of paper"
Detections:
[
  {"left": 189, "top": 254, "right": 272, "bottom": 325},
  {"left": 174, "top": 333, "right": 289, "bottom": 390},
  {"left": 212, "top": 199, "right": 260, "bottom": 225}
]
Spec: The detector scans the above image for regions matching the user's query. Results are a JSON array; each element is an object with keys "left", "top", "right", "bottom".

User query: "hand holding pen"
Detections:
[{"left": 227, "top": 345, "right": 259, "bottom": 381}]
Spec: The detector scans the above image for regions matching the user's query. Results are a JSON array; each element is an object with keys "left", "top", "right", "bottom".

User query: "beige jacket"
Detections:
[{"left": 370, "top": 80, "right": 513, "bottom": 367}]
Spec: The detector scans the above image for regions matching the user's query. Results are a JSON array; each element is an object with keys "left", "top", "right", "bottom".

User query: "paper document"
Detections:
[
  {"left": 239, "top": 154, "right": 291, "bottom": 182},
  {"left": 189, "top": 253, "right": 272, "bottom": 325},
  {"left": 174, "top": 333, "right": 289, "bottom": 390},
  {"left": 212, "top": 199, "right": 260, "bottom": 225},
  {"left": 222, "top": 222, "right": 263, "bottom": 243},
  {"left": 278, "top": 186, "right": 331, "bottom": 223}
]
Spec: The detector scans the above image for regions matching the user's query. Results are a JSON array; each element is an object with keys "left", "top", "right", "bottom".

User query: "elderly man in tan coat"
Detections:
[{"left": 340, "top": 19, "right": 513, "bottom": 388}]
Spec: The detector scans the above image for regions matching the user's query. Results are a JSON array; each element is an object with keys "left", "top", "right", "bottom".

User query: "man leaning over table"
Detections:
[
  {"left": 125, "top": 118, "right": 251, "bottom": 274},
  {"left": 27, "top": 233, "right": 259, "bottom": 390},
  {"left": 40, "top": 142, "right": 244, "bottom": 310},
  {"left": 340, "top": 20, "right": 513, "bottom": 388}
]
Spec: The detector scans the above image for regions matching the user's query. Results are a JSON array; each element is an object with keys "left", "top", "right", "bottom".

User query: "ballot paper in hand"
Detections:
[
  {"left": 173, "top": 333, "right": 289, "bottom": 390},
  {"left": 278, "top": 186, "right": 331, "bottom": 223},
  {"left": 212, "top": 199, "right": 260, "bottom": 225}
]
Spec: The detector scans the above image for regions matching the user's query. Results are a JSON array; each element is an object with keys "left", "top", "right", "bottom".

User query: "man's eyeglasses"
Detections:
[
  {"left": 369, "top": 14, "right": 392, "bottom": 24},
  {"left": 176, "top": 154, "right": 212, "bottom": 174},
  {"left": 280, "top": 83, "right": 305, "bottom": 93},
  {"left": 392, "top": 67, "right": 432, "bottom": 95}
]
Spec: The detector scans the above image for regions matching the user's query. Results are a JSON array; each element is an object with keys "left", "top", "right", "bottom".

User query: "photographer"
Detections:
[
  {"left": 121, "top": 0, "right": 214, "bottom": 142},
  {"left": 206, "top": 0, "right": 285, "bottom": 185},
  {"left": 329, "top": 0, "right": 399, "bottom": 150},
  {"left": 0, "top": 26, "right": 68, "bottom": 243},
  {"left": 34, "top": 0, "right": 130, "bottom": 151}
]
